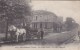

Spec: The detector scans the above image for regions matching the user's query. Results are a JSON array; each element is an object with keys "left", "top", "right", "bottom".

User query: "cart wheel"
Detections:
[{"left": 37, "top": 35, "right": 41, "bottom": 39}]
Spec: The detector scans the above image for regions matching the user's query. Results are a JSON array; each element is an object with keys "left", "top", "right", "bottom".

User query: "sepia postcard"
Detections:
[{"left": 0, "top": 0, "right": 80, "bottom": 50}]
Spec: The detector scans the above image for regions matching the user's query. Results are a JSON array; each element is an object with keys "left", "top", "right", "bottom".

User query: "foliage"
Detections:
[
  {"left": 0, "top": 0, "right": 31, "bottom": 39},
  {"left": 0, "top": 0, "right": 31, "bottom": 21},
  {"left": 65, "top": 17, "right": 78, "bottom": 31}
]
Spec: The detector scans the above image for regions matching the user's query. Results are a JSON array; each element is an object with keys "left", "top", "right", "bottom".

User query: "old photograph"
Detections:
[{"left": 0, "top": 0, "right": 80, "bottom": 50}]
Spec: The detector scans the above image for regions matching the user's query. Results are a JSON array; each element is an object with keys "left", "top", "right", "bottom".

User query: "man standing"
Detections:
[
  {"left": 78, "top": 31, "right": 80, "bottom": 42},
  {"left": 40, "top": 29, "right": 44, "bottom": 39}
]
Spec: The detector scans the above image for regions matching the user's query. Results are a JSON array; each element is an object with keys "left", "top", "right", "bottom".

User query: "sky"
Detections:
[{"left": 29, "top": 1, "right": 80, "bottom": 24}]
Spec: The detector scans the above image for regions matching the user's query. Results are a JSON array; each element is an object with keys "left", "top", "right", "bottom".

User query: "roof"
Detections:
[{"left": 32, "top": 10, "right": 58, "bottom": 22}]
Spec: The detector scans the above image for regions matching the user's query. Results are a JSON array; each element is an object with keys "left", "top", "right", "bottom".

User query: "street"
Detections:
[
  {"left": 0, "top": 29, "right": 79, "bottom": 47},
  {"left": 0, "top": 32, "right": 79, "bottom": 50}
]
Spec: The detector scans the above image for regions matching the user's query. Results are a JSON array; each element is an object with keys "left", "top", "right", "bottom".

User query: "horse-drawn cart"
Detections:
[
  {"left": 0, "top": 25, "right": 43, "bottom": 43},
  {"left": 26, "top": 28, "right": 42, "bottom": 40}
]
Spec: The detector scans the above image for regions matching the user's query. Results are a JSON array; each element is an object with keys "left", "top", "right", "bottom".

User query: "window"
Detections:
[{"left": 34, "top": 23, "right": 37, "bottom": 29}]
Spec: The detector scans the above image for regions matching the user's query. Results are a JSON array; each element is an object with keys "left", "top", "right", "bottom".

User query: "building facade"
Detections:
[{"left": 30, "top": 10, "right": 63, "bottom": 33}]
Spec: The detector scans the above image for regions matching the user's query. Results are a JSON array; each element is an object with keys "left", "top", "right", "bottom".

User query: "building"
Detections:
[{"left": 30, "top": 10, "right": 63, "bottom": 33}]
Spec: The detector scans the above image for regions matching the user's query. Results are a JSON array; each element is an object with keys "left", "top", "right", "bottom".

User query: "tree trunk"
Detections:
[{"left": 5, "top": 19, "right": 9, "bottom": 40}]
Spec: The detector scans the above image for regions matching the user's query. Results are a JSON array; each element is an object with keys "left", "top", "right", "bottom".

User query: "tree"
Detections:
[
  {"left": 65, "top": 17, "right": 78, "bottom": 31},
  {"left": 0, "top": 0, "right": 31, "bottom": 40}
]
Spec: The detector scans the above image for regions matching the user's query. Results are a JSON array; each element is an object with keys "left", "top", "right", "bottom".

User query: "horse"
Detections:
[
  {"left": 8, "top": 25, "right": 26, "bottom": 42},
  {"left": 8, "top": 25, "right": 17, "bottom": 41},
  {"left": 16, "top": 28, "right": 26, "bottom": 42}
]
